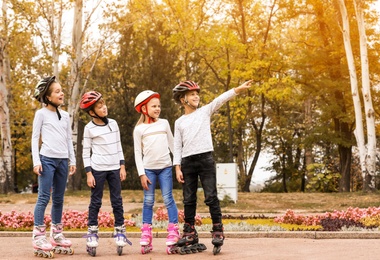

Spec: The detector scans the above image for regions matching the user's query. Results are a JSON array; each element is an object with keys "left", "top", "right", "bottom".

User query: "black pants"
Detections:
[
  {"left": 181, "top": 152, "right": 222, "bottom": 225},
  {"left": 88, "top": 169, "right": 124, "bottom": 226}
]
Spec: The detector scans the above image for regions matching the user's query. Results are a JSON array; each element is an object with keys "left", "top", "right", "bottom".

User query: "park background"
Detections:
[{"left": 1, "top": 0, "right": 380, "bottom": 195}]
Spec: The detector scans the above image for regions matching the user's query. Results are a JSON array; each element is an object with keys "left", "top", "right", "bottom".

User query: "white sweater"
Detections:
[
  {"left": 133, "top": 118, "right": 174, "bottom": 176},
  {"left": 82, "top": 118, "right": 125, "bottom": 172},
  {"left": 31, "top": 107, "right": 76, "bottom": 167},
  {"left": 173, "top": 88, "right": 237, "bottom": 165}
]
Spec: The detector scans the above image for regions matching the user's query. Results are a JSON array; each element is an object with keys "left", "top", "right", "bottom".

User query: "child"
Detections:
[
  {"left": 80, "top": 91, "right": 131, "bottom": 256},
  {"left": 172, "top": 80, "right": 252, "bottom": 254},
  {"left": 32, "top": 76, "right": 76, "bottom": 257},
  {"left": 133, "top": 90, "right": 180, "bottom": 255}
]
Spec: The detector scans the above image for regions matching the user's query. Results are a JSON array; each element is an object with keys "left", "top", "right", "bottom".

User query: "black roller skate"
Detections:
[
  {"left": 211, "top": 223, "right": 224, "bottom": 255},
  {"left": 177, "top": 223, "right": 207, "bottom": 255}
]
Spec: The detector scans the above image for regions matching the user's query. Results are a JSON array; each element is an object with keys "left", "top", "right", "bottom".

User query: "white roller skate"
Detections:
[
  {"left": 50, "top": 223, "right": 74, "bottom": 255},
  {"left": 83, "top": 225, "right": 99, "bottom": 257},
  {"left": 166, "top": 223, "right": 180, "bottom": 254},
  {"left": 32, "top": 225, "right": 54, "bottom": 258},
  {"left": 113, "top": 225, "right": 132, "bottom": 256},
  {"left": 140, "top": 223, "right": 153, "bottom": 254},
  {"left": 211, "top": 223, "right": 225, "bottom": 255}
]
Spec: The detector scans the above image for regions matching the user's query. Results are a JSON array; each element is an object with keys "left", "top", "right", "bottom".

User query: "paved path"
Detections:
[
  {"left": 1, "top": 235, "right": 380, "bottom": 260},
  {"left": 2, "top": 202, "right": 380, "bottom": 259}
]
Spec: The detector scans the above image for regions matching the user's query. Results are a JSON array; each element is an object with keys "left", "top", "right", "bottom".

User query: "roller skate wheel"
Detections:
[
  {"left": 213, "top": 246, "right": 221, "bottom": 255},
  {"left": 117, "top": 246, "right": 123, "bottom": 256},
  {"left": 166, "top": 246, "right": 178, "bottom": 254},
  {"left": 141, "top": 245, "right": 152, "bottom": 254},
  {"left": 68, "top": 248, "right": 74, "bottom": 255},
  {"left": 87, "top": 247, "right": 96, "bottom": 257},
  {"left": 179, "top": 247, "right": 189, "bottom": 255}
]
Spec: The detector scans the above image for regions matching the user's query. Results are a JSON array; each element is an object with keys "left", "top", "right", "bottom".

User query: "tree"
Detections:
[
  {"left": 0, "top": 0, "right": 13, "bottom": 193},
  {"left": 337, "top": 0, "right": 376, "bottom": 191}
]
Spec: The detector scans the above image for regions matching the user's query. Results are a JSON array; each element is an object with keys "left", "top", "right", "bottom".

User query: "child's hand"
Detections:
[
  {"left": 33, "top": 165, "right": 42, "bottom": 176},
  {"left": 69, "top": 165, "right": 76, "bottom": 176},
  {"left": 86, "top": 172, "right": 96, "bottom": 188},
  {"left": 140, "top": 175, "right": 151, "bottom": 190},
  {"left": 234, "top": 80, "right": 253, "bottom": 94},
  {"left": 176, "top": 170, "right": 184, "bottom": 184},
  {"left": 120, "top": 167, "right": 127, "bottom": 181}
]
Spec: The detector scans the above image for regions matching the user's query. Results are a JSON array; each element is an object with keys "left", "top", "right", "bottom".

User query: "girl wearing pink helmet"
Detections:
[{"left": 133, "top": 90, "right": 179, "bottom": 254}]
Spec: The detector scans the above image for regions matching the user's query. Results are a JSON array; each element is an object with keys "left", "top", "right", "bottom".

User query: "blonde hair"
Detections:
[{"left": 135, "top": 114, "right": 145, "bottom": 126}]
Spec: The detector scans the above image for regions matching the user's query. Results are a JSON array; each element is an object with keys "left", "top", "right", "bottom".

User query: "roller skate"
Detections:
[
  {"left": 32, "top": 225, "right": 54, "bottom": 258},
  {"left": 83, "top": 225, "right": 99, "bottom": 257},
  {"left": 166, "top": 223, "right": 180, "bottom": 254},
  {"left": 211, "top": 223, "right": 224, "bottom": 255},
  {"left": 177, "top": 223, "right": 207, "bottom": 255},
  {"left": 139, "top": 223, "right": 153, "bottom": 254},
  {"left": 113, "top": 225, "right": 132, "bottom": 256},
  {"left": 50, "top": 223, "right": 74, "bottom": 255}
]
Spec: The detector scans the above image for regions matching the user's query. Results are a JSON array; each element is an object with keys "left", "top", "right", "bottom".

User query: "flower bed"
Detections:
[
  {"left": 1, "top": 206, "right": 380, "bottom": 232},
  {"left": 274, "top": 207, "right": 380, "bottom": 231}
]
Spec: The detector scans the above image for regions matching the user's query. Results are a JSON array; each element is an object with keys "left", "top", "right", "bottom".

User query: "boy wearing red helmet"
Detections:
[
  {"left": 133, "top": 90, "right": 179, "bottom": 254},
  {"left": 80, "top": 91, "right": 131, "bottom": 256},
  {"left": 172, "top": 80, "right": 253, "bottom": 255}
]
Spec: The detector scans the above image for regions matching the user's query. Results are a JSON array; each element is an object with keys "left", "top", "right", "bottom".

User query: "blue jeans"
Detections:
[
  {"left": 88, "top": 169, "right": 124, "bottom": 227},
  {"left": 180, "top": 152, "right": 222, "bottom": 225},
  {"left": 34, "top": 155, "right": 69, "bottom": 226},
  {"left": 142, "top": 166, "right": 178, "bottom": 224}
]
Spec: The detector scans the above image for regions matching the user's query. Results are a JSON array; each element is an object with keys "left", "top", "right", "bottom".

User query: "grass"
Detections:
[{"left": 2, "top": 189, "right": 380, "bottom": 215}]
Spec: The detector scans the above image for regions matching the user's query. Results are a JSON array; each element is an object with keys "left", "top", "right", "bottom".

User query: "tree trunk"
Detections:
[
  {"left": 339, "top": 145, "right": 352, "bottom": 192},
  {"left": 333, "top": 91, "right": 353, "bottom": 192},
  {"left": 244, "top": 93, "right": 266, "bottom": 192},
  {"left": 337, "top": 0, "right": 367, "bottom": 189},
  {"left": 0, "top": 0, "right": 14, "bottom": 194},
  {"left": 67, "top": 119, "right": 84, "bottom": 191},
  {"left": 354, "top": 0, "right": 377, "bottom": 191},
  {"left": 303, "top": 97, "right": 313, "bottom": 192},
  {"left": 67, "top": 0, "right": 83, "bottom": 191}
]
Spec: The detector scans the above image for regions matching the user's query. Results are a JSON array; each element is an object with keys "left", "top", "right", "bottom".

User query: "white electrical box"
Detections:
[{"left": 216, "top": 163, "right": 238, "bottom": 203}]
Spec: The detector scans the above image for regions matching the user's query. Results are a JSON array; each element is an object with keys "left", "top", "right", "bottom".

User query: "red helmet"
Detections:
[
  {"left": 172, "top": 80, "right": 200, "bottom": 104},
  {"left": 80, "top": 91, "right": 102, "bottom": 111},
  {"left": 134, "top": 90, "right": 160, "bottom": 113}
]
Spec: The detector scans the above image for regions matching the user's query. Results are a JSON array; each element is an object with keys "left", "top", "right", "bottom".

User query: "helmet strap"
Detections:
[
  {"left": 184, "top": 96, "right": 198, "bottom": 110},
  {"left": 47, "top": 101, "right": 62, "bottom": 120},
  {"left": 90, "top": 110, "right": 109, "bottom": 125},
  {"left": 142, "top": 105, "right": 155, "bottom": 124}
]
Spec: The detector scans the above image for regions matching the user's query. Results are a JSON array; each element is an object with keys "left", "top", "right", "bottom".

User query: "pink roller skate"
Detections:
[
  {"left": 166, "top": 223, "right": 180, "bottom": 254},
  {"left": 32, "top": 225, "right": 54, "bottom": 258},
  {"left": 50, "top": 223, "right": 74, "bottom": 255},
  {"left": 140, "top": 224, "right": 153, "bottom": 254}
]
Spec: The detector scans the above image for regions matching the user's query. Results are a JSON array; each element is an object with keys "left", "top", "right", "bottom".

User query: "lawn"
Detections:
[{"left": 2, "top": 190, "right": 380, "bottom": 215}]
